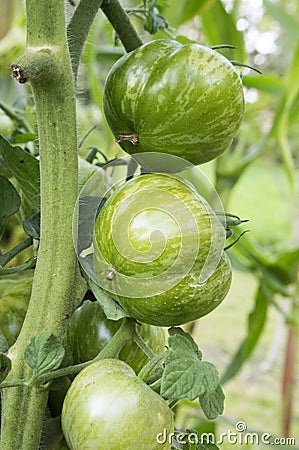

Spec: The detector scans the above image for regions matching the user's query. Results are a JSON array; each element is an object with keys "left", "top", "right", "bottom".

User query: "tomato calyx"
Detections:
[{"left": 116, "top": 133, "right": 139, "bottom": 145}]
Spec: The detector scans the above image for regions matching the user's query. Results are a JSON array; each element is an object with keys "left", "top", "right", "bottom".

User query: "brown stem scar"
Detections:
[
  {"left": 11, "top": 64, "right": 28, "bottom": 84},
  {"left": 116, "top": 134, "right": 139, "bottom": 145}
]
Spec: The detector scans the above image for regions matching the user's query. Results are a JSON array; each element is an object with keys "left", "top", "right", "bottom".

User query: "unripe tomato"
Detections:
[
  {"left": 66, "top": 300, "right": 166, "bottom": 374},
  {"left": 61, "top": 359, "right": 174, "bottom": 450},
  {"left": 93, "top": 173, "right": 232, "bottom": 326},
  {"left": 103, "top": 39, "right": 244, "bottom": 166}
]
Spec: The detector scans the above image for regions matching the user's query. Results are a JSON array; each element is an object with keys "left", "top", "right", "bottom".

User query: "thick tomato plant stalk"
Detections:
[
  {"left": 0, "top": 1, "right": 144, "bottom": 449},
  {"left": 0, "top": 1, "right": 78, "bottom": 449}
]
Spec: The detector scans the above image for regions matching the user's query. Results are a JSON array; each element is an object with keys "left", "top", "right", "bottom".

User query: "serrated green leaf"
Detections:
[
  {"left": 161, "top": 334, "right": 219, "bottom": 400},
  {"left": 168, "top": 327, "right": 201, "bottom": 356},
  {"left": 0, "top": 330, "right": 9, "bottom": 353},
  {"left": 199, "top": 384, "right": 225, "bottom": 420},
  {"left": 24, "top": 332, "right": 65, "bottom": 376},
  {"left": 221, "top": 283, "right": 269, "bottom": 384},
  {"left": 0, "top": 135, "right": 40, "bottom": 211},
  {"left": 0, "top": 353, "right": 11, "bottom": 382},
  {"left": 201, "top": 0, "right": 245, "bottom": 62},
  {"left": 23, "top": 212, "right": 40, "bottom": 239}
]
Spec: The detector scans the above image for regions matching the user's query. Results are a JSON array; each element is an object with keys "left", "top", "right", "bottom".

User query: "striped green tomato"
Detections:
[
  {"left": 62, "top": 359, "right": 174, "bottom": 450},
  {"left": 93, "top": 173, "right": 232, "bottom": 327},
  {"left": 103, "top": 39, "right": 245, "bottom": 166}
]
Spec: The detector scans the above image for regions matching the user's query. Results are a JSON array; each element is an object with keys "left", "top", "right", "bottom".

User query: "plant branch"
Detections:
[
  {"left": 101, "top": 0, "right": 143, "bottom": 52},
  {"left": 67, "top": 0, "right": 104, "bottom": 80},
  {"left": 133, "top": 330, "right": 157, "bottom": 359},
  {"left": 0, "top": 256, "right": 36, "bottom": 276},
  {"left": 0, "top": 237, "right": 33, "bottom": 267},
  {"left": 34, "top": 319, "right": 137, "bottom": 386}
]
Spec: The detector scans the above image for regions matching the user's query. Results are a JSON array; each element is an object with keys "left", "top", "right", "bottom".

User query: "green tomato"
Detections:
[
  {"left": 93, "top": 173, "right": 232, "bottom": 327},
  {"left": 103, "top": 39, "right": 244, "bottom": 166},
  {"left": 0, "top": 277, "right": 32, "bottom": 346},
  {"left": 62, "top": 359, "right": 174, "bottom": 450},
  {"left": 66, "top": 300, "right": 166, "bottom": 374}
]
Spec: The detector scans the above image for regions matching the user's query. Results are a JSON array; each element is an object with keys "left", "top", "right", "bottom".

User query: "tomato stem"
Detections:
[
  {"left": 32, "top": 319, "right": 138, "bottom": 385},
  {"left": 138, "top": 353, "right": 164, "bottom": 383},
  {"left": 0, "top": 237, "right": 33, "bottom": 267},
  {"left": 101, "top": 0, "right": 143, "bottom": 52},
  {"left": 133, "top": 330, "right": 157, "bottom": 360},
  {"left": 67, "top": 0, "right": 104, "bottom": 80}
]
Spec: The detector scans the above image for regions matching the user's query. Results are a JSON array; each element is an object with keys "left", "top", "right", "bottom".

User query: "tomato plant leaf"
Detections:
[
  {"left": 221, "top": 282, "right": 269, "bottom": 384},
  {"left": 11, "top": 133, "right": 38, "bottom": 144},
  {"left": 201, "top": 0, "right": 245, "bottom": 62},
  {"left": 199, "top": 384, "right": 225, "bottom": 420},
  {"left": 23, "top": 212, "right": 41, "bottom": 239},
  {"left": 0, "top": 175, "right": 21, "bottom": 238},
  {"left": 0, "top": 353, "right": 11, "bottom": 383},
  {"left": 168, "top": 327, "right": 202, "bottom": 356},
  {"left": 0, "top": 135, "right": 40, "bottom": 211},
  {"left": 24, "top": 332, "right": 65, "bottom": 376},
  {"left": 0, "top": 330, "right": 9, "bottom": 353},
  {"left": 161, "top": 333, "right": 219, "bottom": 400},
  {"left": 0, "top": 175, "right": 21, "bottom": 219}
]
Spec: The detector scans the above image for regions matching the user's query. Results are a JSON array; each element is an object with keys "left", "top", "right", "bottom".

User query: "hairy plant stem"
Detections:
[
  {"left": 67, "top": 0, "right": 142, "bottom": 82},
  {"left": 0, "top": 1, "right": 78, "bottom": 449},
  {"left": 67, "top": 0, "right": 104, "bottom": 80}
]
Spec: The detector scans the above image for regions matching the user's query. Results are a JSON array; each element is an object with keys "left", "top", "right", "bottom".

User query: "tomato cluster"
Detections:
[{"left": 61, "top": 39, "right": 244, "bottom": 449}]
